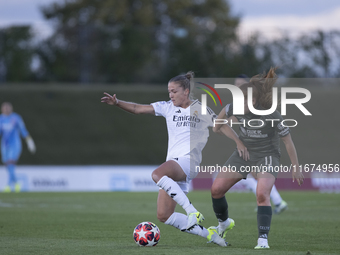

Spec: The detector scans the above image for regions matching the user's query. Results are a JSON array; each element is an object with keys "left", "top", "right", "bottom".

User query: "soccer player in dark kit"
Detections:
[
  {"left": 210, "top": 68, "right": 304, "bottom": 249},
  {"left": 235, "top": 74, "right": 288, "bottom": 214}
]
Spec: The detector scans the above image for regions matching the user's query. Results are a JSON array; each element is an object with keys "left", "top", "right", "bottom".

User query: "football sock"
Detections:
[
  {"left": 212, "top": 196, "right": 229, "bottom": 222},
  {"left": 257, "top": 237, "right": 269, "bottom": 247},
  {"left": 219, "top": 218, "right": 233, "bottom": 230},
  {"left": 156, "top": 176, "right": 197, "bottom": 214},
  {"left": 164, "top": 212, "right": 209, "bottom": 238},
  {"left": 243, "top": 177, "right": 257, "bottom": 194},
  {"left": 270, "top": 185, "right": 282, "bottom": 206},
  {"left": 257, "top": 206, "right": 272, "bottom": 239},
  {"left": 7, "top": 164, "right": 16, "bottom": 185}
]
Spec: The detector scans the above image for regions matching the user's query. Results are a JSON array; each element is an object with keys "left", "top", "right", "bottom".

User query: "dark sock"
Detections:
[
  {"left": 257, "top": 206, "right": 272, "bottom": 239},
  {"left": 212, "top": 196, "right": 229, "bottom": 222}
]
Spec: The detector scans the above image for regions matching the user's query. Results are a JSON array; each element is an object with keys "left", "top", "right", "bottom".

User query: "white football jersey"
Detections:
[{"left": 151, "top": 99, "right": 216, "bottom": 164}]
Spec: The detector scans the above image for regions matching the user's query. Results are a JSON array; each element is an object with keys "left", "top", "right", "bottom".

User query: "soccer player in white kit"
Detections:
[{"left": 101, "top": 71, "right": 247, "bottom": 246}]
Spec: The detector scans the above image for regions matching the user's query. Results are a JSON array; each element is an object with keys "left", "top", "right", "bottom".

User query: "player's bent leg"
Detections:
[
  {"left": 151, "top": 160, "right": 187, "bottom": 183},
  {"left": 152, "top": 160, "right": 204, "bottom": 230},
  {"left": 211, "top": 171, "right": 242, "bottom": 239},
  {"left": 157, "top": 189, "right": 177, "bottom": 223},
  {"left": 158, "top": 190, "right": 226, "bottom": 246},
  {"left": 256, "top": 173, "right": 275, "bottom": 206},
  {"left": 164, "top": 210, "right": 225, "bottom": 245},
  {"left": 211, "top": 171, "right": 243, "bottom": 199},
  {"left": 165, "top": 213, "right": 227, "bottom": 246}
]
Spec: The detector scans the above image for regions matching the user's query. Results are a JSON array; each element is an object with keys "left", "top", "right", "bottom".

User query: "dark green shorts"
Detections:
[{"left": 224, "top": 151, "right": 280, "bottom": 178}]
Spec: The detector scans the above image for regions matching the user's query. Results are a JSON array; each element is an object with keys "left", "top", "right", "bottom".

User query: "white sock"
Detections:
[
  {"left": 270, "top": 185, "right": 282, "bottom": 206},
  {"left": 218, "top": 218, "right": 233, "bottom": 230},
  {"left": 164, "top": 212, "right": 209, "bottom": 238},
  {"left": 243, "top": 177, "right": 257, "bottom": 194},
  {"left": 257, "top": 237, "right": 269, "bottom": 246},
  {"left": 157, "top": 176, "right": 197, "bottom": 214}
]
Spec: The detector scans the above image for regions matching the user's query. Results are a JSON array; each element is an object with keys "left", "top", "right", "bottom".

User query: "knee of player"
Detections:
[
  {"left": 157, "top": 211, "right": 171, "bottom": 223},
  {"left": 151, "top": 170, "right": 162, "bottom": 183},
  {"left": 256, "top": 192, "right": 269, "bottom": 204},
  {"left": 211, "top": 184, "right": 224, "bottom": 199}
]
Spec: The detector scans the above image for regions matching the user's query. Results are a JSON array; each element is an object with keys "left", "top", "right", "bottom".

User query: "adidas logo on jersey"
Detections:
[{"left": 175, "top": 109, "right": 181, "bottom": 113}]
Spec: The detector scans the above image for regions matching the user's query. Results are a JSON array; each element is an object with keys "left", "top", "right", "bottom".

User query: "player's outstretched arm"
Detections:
[
  {"left": 281, "top": 134, "right": 304, "bottom": 186},
  {"left": 101, "top": 92, "right": 155, "bottom": 115}
]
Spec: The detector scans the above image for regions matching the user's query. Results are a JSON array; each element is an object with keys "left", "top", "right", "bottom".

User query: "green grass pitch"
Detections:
[{"left": 0, "top": 191, "right": 339, "bottom": 255}]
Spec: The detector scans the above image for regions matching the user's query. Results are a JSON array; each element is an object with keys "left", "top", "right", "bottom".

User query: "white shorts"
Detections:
[{"left": 168, "top": 157, "right": 199, "bottom": 193}]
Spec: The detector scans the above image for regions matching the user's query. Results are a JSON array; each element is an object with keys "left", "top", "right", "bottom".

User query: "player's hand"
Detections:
[
  {"left": 236, "top": 141, "right": 249, "bottom": 161},
  {"left": 101, "top": 92, "right": 118, "bottom": 105},
  {"left": 292, "top": 166, "right": 304, "bottom": 186},
  {"left": 26, "top": 136, "right": 36, "bottom": 154}
]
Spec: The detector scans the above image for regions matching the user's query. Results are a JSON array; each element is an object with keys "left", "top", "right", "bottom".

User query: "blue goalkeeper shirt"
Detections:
[{"left": 0, "top": 112, "right": 29, "bottom": 163}]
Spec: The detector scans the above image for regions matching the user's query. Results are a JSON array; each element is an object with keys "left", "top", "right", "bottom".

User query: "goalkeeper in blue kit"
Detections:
[{"left": 0, "top": 102, "right": 36, "bottom": 192}]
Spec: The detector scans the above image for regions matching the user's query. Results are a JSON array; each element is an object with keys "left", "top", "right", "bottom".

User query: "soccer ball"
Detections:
[{"left": 133, "top": 221, "right": 160, "bottom": 246}]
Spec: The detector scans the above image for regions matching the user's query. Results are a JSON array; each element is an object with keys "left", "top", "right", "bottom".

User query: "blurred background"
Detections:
[{"left": 0, "top": 0, "right": 339, "bottom": 192}]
